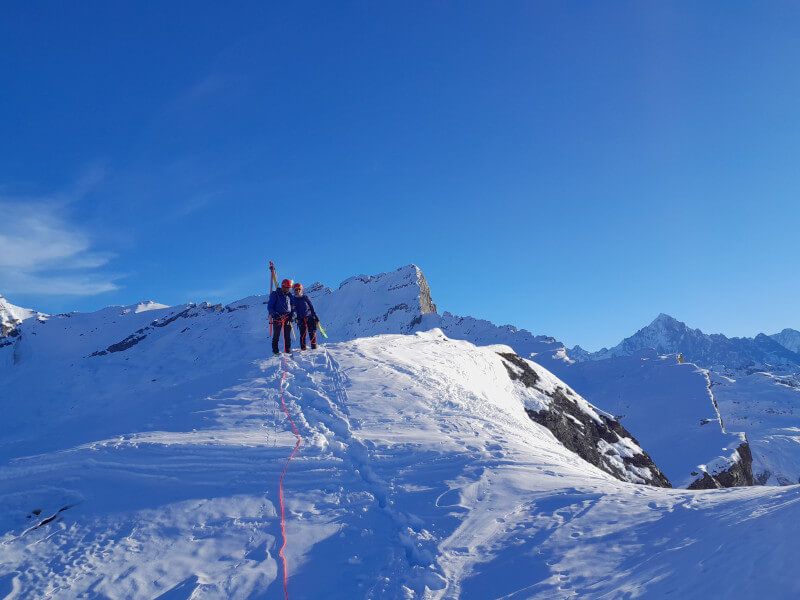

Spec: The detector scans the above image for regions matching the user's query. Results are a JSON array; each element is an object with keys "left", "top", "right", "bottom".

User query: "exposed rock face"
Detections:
[
  {"left": 0, "top": 327, "right": 20, "bottom": 347},
  {"left": 499, "top": 352, "right": 671, "bottom": 488},
  {"left": 417, "top": 269, "right": 437, "bottom": 314},
  {"left": 688, "top": 442, "right": 755, "bottom": 489}
]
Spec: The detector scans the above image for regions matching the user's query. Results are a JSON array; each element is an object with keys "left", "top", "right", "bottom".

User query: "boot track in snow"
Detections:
[{"left": 277, "top": 353, "right": 303, "bottom": 600}]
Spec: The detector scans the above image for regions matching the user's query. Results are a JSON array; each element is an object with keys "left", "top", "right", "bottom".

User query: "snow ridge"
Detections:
[{"left": 0, "top": 294, "right": 42, "bottom": 336}]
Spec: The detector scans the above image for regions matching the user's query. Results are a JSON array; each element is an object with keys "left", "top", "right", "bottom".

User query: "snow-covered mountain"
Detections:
[
  {"left": 302, "top": 265, "right": 439, "bottom": 340},
  {"left": 0, "top": 272, "right": 665, "bottom": 489},
  {"left": 772, "top": 328, "right": 800, "bottom": 353},
  {"left": 554, "top": 349, "right": 752, "bottom": 489},
  {"left": 5, "top": 269, "right": 783, "bottom": 491},
  {"left": 3, "top": 278, "right": 800, "bottom": 598},
  {"left": 0, "top": 294, "right": 42, "bottom": 336},
  {"left": 711, "top": 370, "right": 800, "bottom": 486},
  {"left": 574, "top": 313, "right": 800, "bottom": 371},
  {"left": 558, "top": 313, "right": 800, "bottom": 488},
  {"left": 300, "top": 265, "right": 575, "bottom": 375}
]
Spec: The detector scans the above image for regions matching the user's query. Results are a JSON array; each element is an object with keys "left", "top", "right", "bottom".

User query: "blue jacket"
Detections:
[
  {"left": 268, "top": 289, "right": 293, "bottom": 319},
  {"left": 293, "top": 295, "right": 317, "bottom": 320}
]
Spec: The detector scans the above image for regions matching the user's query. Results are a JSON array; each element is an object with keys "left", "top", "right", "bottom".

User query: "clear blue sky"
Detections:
[{"left": 2, "top": 2, "right": 799, "bottom": 350}]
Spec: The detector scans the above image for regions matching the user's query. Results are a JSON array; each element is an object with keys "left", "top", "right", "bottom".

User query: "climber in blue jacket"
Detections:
[
  {"left": 268, "top": 278, "right": 294, "bottom": 355},
  {"left": 292, "top": 282, "right": 319, "bottom": 350}
]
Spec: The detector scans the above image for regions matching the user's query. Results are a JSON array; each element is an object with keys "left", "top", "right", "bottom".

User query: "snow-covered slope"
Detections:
[
  {"left": 558, "top": 313, "right": 800, "bottom": 488},
  {"left": 496, "top": 350, "right": 669, "bottom": 487},
  {"left": 554, "top": 350, "right": 751, "bottom": 488},
  {"left": 577, "top": 313, "right": 800, "bottom": 371},
  {"left": 0, "top": 300, "right": 189, "bottom": 370},
  {"left": 3, "top": 307, "right": 800, "bottom": 598},
  {"left": 305, "top": 265, "right": 438, "bottom": 340},
  {"left": 0, "top": 294, "right": 42, "bottom": 336},
  {"left": 5, "top": 269, "right": 789, "bottom": 493},
  {"left": 437, "top": 313, "right": 573, "bottom": 372},
  {"left": 0, "top": 284, "right": 663, "bottom": 489},
  {"left": 304, "top": 265, "right": 574, "bottom": 371},
  {"left": 711, "top": 370, "right": 800, "bottom": 485}
]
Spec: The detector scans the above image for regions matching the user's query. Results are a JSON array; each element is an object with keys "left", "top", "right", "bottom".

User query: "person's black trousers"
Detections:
[
  {"left": 272, "top": 317, "right": 292, "bottom": 353},
  {"left": 298, "top": 317, "right": 318, "bottom": 350}
]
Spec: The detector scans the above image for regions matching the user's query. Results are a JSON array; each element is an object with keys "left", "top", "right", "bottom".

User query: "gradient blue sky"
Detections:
[{"left": 2, "top": 2, "right": 799, "bottom": 350}]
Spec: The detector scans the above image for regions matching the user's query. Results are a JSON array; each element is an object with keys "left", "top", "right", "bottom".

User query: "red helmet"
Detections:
[
  {"left": 293, "top": 282, "right": 303, "bottom": 290},
  {"left": 281, "top": 278, "right": 293, "bottom": 289}
]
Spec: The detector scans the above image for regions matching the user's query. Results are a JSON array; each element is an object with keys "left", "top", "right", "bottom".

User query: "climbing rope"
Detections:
[{"left": 277, "top": 353, "right": 302, "bottom": 599}]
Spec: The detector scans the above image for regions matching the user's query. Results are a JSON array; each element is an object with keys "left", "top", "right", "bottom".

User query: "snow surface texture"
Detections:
[
  {"left": 4, "top": 315, "right": 800, "bottom": 598},
  {"left": 552, "top": 350, "right": 746, "bottom": 488}
]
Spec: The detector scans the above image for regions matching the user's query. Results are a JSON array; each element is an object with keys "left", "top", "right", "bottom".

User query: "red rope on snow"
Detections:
[{"left": 278, "top": 353, "right": 302, "bottom": 600}]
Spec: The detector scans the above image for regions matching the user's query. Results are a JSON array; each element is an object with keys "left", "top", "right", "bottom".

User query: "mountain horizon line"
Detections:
[{"left": 2, "top": 263, "right": 798, "bottom": 356}]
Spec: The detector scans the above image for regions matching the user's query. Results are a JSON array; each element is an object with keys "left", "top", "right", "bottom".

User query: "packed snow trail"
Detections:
[{"left": 277, "top": 354, "right": 303, "bottom": 600}]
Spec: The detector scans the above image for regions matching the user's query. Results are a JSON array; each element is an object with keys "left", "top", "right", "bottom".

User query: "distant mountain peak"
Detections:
[
  {"left": 578, "top": 314, "right": 800, "bottom": 371},
  {"left": 650, "top": 313, "right": 682, "bottom": 326},
  {"left": 771, "top": 328, "right": 800, "bottom": 354},
  {"left": 0, "top": 294, "right": 41, "bottom": 336}
]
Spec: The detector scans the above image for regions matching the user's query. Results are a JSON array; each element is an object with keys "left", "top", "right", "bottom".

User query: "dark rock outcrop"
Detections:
[
  {"left": 500, "top": 352, "right": 541, "bottom": 389},
  {"left": 417, "top": 270, "right": 437, "bottom": 314},
  {"left": 90, "top": 304, "right": 219, "bottom": 357},
  {"left": 499, "top": 352, "right": 671, "bottom": 488},
  {"left": 91, "top": 333, "right": 148, "bottom": 356},
  {"left": 0, "top": 327, "right": 20, "bottom": 347},
  {"left": 687, "top": 442, "right": 755, "bottom": 489}
]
